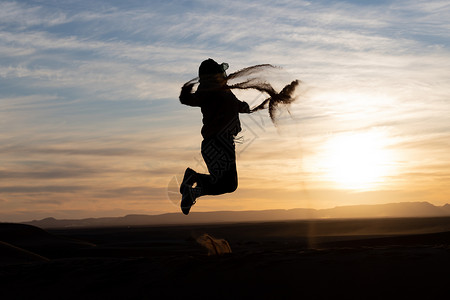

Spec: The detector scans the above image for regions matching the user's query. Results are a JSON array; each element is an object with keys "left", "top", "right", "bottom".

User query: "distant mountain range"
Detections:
[{"left": 20, "top": 202, "right": 450, "bottom": 229}]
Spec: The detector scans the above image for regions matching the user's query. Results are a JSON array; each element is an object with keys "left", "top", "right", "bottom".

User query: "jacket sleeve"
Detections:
[
  {"left": 227, "top": 90, "right": 250, "bottom": 113},
  {"left": 179, "top": 84, "right": 201, "bottom": 107},
  {"left": 238, "top": 100, "right": 250, "bottom": 113}
]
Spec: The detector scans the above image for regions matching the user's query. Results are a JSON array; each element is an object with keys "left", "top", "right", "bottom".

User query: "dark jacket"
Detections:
[{"left": 180, "top": 81, "right": 249, "bottom": 140}]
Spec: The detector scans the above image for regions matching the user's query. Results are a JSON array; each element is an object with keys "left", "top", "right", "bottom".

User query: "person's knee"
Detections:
[{"left": 225, "top": 178, "right": 238, "bottom": 193}]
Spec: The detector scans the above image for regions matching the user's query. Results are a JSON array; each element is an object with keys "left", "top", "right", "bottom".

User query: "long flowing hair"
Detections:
[{"left": 183, "top": 64, "right": 301, "bottom": 125}]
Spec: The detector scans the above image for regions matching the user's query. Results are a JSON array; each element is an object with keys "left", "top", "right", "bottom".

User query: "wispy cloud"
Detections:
[{"left": 1, "top": 0, "right": 449, "bottom": 221}]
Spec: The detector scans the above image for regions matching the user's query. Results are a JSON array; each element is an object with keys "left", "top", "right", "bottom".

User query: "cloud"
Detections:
[
  {"left": 1, "top": 0, "right": 449, "bottom": 220},
  {"left": 0, "top": 185, "right": 88, "bottom": 194},
  {"left": 0, "top": 144, "right": 148, "bottom": 157},
  {"left": 0, "top": 170, "right": 97, "bottom": 180},
  {"left": 2, "top": 0, "right": 448, "bottom": 104},
  {"left": 0, "top": 1, "right": 68, "bottom": 28}
]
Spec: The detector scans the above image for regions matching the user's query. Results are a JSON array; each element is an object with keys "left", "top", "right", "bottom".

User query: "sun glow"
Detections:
[{"left": 323, "top": 131, "right": 393, "bottom": 190}]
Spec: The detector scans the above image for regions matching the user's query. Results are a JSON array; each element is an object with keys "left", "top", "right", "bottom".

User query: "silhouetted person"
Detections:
[{"left": 179, "top": 59, "right": 250, "bottom": 215}]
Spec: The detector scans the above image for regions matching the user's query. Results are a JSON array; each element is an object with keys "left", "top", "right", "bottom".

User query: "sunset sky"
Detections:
[{"left": 1, "top": 0, "right": 449, "bottom": 222}]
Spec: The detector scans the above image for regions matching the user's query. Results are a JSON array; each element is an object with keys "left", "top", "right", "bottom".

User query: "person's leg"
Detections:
[
  {"left": 180, "top": 136, "right": 238, "bottom": 215},
  {"left": 180, "top": 167, "right": 197, "bottom": 194},
  {"left": 197, "top": 137, "right": 238, "bottom": 195}
]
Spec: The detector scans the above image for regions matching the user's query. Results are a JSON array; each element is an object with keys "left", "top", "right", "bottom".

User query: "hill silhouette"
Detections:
[
  {"left": 0, "top": 223, "right": 94, "bottom": 262},
  {"left": 20, "top": 201, "right": 450, "bottom": 229}
]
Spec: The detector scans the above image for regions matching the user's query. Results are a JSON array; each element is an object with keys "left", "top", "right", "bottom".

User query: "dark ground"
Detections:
[{"left": 1, "top": 217, "right": 450, "bottom": 299}]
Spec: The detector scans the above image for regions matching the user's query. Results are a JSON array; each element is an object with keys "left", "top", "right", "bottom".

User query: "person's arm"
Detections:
[
  {"left": 179, "top": 83, "right": 201, "bottom": 107},
  {"left": 238, "top": 100, "right": 250, "bottom": 114}
]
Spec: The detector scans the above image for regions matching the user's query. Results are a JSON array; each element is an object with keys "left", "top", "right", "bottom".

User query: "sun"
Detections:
[{"left": 323, "top": 131, "right": 392, "bottom": 190}]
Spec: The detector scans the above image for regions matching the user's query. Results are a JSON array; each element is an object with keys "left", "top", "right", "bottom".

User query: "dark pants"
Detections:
[{"left": 196, "top": 136, "right": 238, "bottom": 196}]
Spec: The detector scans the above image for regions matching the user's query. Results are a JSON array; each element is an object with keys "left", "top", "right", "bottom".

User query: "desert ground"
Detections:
[{"left": 1, "top": 217, "right": 450, "bottom": 299}]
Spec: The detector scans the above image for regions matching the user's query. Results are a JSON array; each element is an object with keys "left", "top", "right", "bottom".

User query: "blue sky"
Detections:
[{"left": 1, "top": 0, "right": 449, "bottom": 221}]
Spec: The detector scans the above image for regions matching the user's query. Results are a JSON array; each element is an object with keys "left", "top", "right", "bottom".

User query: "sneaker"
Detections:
[
  {"left": 180, "top": 168, "right": 196, "bottom": 194},
  {"left": 181, "top": 187, "right": 201, "bottom": 215}
]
